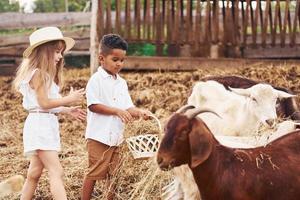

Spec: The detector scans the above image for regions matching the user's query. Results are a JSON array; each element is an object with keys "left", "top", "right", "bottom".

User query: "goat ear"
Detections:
[
  {"left": 276, "top": 90, "right": 295, "bottom": 99},
  {"left": 229, "top": 87, "right": 251, "bottom": 98},
  {"left": 189, "top": 121, "right": 213, "bottom": 168}
]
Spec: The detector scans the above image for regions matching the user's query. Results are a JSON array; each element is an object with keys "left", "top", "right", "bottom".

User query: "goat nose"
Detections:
[
  {"left": 157, "top": 156, "right": 163, "bottom": 165},
  {"left": 266, "top": 119, "right": 275, "bottom": 127},
  {"left": 170, "top": 159, "right": 176, "bottom": 167}
]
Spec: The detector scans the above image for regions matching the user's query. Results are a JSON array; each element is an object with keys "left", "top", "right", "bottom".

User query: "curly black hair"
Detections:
[{"left": 99, "top": 34, "right": 128, "bottom": 55}]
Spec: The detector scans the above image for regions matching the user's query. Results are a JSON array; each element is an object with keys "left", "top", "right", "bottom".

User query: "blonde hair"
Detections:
[{"left": 13, "top": 40, "right": 66, "bottom": 91}]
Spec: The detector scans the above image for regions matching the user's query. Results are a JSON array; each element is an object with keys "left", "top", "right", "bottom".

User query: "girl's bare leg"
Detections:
[
  {"left": 20, "top": 155, "right": 44, "bottom": 200},
  {"left": 38, "top": 150, "right": 67, "bottom": 200}
]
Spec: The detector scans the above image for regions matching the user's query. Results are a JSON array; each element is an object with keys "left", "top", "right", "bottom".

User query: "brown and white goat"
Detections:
[{"left": 157, "top": 106, "right": 300, "bottom": 200}]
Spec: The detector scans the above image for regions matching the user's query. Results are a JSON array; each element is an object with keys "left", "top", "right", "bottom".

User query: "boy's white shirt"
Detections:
[{"left": 85, "top": 67, "right": 134, "bottom": 146}]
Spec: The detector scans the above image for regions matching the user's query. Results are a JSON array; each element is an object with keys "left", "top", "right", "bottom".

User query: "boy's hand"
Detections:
[
  {"left": 139, "top": 109, "right": 152, "bottom": 120},
  {"left": 66, "top": 106, "right": 86, "bottom": 121},
  {"left": 115, "top": 109, "right": 133, "bottom": 123},
  {"left": 127, "top": 107, "right": 152, "bottom": 120}
]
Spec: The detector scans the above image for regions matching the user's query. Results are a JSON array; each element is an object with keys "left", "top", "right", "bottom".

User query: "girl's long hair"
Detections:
[{"left": 13, "top": 40, "right": 66, "bottom": 91}]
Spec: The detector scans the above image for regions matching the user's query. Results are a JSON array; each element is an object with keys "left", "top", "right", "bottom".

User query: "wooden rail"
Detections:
[
  {"left": 2, "top": 56, "right": 300, "bottom": 76},
  {"left": 0, "top": 12, "right": 90, "bottom": 29}
]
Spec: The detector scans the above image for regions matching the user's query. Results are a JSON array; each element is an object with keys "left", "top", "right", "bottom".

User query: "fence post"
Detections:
[{"left": 90, "top": 0, "right": 103, "bottom": 74}]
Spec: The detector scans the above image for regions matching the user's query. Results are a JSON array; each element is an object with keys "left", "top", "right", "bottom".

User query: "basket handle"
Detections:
[{"left": 148, "top": 114, "right": 162, "bottom": 132}]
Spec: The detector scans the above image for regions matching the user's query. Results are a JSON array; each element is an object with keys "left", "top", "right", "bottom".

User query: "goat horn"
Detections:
[
  {"left": 185, "top": 107, "right": 222, "bottom": 119},
  {"left": 176, "top": 105, "right": 195, "bottom": 114}
]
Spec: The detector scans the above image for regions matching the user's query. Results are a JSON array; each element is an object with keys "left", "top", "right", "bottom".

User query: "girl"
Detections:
[{"left": 13, "top": 27, "right": 86, "bottom": 200}]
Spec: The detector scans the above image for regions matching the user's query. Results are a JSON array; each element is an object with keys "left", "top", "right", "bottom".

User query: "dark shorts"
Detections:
[{"left": 85, "top": 139, "right": 120, "bottom": 180}]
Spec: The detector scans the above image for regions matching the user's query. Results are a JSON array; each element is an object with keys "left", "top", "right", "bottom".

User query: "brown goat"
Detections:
[
  {"left": 200, "top": 75, "right": 300, "bottom": 120},
  {"left": 157, "top": 106, "right": 300, "bottom": 200}
]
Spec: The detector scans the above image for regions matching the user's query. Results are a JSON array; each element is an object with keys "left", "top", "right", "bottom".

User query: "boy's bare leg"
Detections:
[
  {"left": 105, "top": 179, "right": 116, "bottom": 200},
  {"left": 81, "top": 177, "right": 96, "bottom": 200},
  {"left": 106, "top": 148, "right": 120, "bottom": 200}
]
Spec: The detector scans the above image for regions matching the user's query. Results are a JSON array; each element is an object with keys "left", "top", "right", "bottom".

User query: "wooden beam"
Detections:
[
  {"left": 0, "top": 29, "right": 89, "bottom": 47},
  {"left": 106, "top": 0, "right": 112, "bottom": 33},
  {"left": 0, "top": 64, "right": 18, "bottom": 76},
  {"left": 0, "top": 12, "right": 91, "bottom": 29},
  {"left": 243, "top": 46, "right": 300, "bottom": 58},
  {"left": 3, "top": 56, "right": 300, "bottom": 76},
  {"left": 125, "top": 0, "right": 132, "bottom": 39},
  {"left": 102, "top": 56, "right": 300, "bottom": 71},
  {"left": 0, "top": 45, "right": 27, "bottom": 57},
  {"left": 90, "top": 0, "right": 101, "bottom": 74}
]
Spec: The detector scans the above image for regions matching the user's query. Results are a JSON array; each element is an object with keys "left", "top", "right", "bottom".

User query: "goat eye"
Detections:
[
  {"left": 251, "top": 97, "right": 257, "bottom": 102},
  {"left": 177, "top": 130, "right": 188, "bottom": 141},
  {"left": 177, "top": 136, "right": 185, "bottom": 142},
  {"left": 180, "top": 130, "right": 187, "bottom": 135}
]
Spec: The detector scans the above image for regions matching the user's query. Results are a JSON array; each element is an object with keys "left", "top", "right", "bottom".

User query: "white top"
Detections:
[
  {"left": 85, "top": 67, "right": 134, "bottom": 146},
  {"left": 19, "top": 69, "right": 62, "bottom": 113}
]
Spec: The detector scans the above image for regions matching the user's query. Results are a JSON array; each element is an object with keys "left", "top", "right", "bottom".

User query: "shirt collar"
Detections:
[{"left": 98, "top": 67, "right": 120, "bottom": 80}]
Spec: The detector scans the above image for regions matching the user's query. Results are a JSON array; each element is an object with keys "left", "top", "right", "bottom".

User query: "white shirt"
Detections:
[
  {"left": 19, "top": 69, "right": 62, "bottom": 113},
  {"left": 85, "top": 67, "right": 134, "bottom": 146}
]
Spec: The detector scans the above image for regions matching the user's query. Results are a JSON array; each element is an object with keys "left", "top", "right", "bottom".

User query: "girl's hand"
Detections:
[
  {"left": 66, "top": 106, "right": 86, "bottom": 121},
  {"left": 115, "top": 109, "right": 133, "bottom": 123},
  {"left": 66, "top": 87, "right": 85, "bottom": 105}
]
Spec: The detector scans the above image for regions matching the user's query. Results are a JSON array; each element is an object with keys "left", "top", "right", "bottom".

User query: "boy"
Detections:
[{"left": 81, "top": 34, "right": 151, "bottom": 200}]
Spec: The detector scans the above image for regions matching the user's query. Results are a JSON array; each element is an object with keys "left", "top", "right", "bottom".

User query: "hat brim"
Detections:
[{"left": 23, "top": 37, "right": 75, "bottom": 58}]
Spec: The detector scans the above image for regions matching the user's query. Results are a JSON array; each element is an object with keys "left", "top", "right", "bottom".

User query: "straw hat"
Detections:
[{"left": 23, "top": 26, "right": 75, "bottom": 58}]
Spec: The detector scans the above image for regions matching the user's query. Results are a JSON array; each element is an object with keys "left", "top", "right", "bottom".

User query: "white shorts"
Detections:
[{"left": 23, "top": 113, "right": 61, "bottom": 158}]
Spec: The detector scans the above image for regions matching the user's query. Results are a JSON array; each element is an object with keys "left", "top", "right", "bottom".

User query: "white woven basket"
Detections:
[{"left": 126, "top": 115, "right": 162, "bottom": 159}]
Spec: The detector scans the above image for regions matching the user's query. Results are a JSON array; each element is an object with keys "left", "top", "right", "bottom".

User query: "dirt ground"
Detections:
[{"left": 1, "top": 63, "right": 300, "bottom": 199}]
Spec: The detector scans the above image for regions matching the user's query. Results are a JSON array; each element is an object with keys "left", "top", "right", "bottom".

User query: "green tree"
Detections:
[
  {"left": 34, "top": 0, "right": 65, "bottom": 12},
  {"left": 34, "top": 0, "right": 89, "bottom": 12},
  {"left": 0, "top": 0, "right": 19, "bottom": 12},
  {"left": 33, "top": 0, "right": 122, "bottom": 13},
  {"left": 68, "top": 0, "right": 89, "bottom": 12}
]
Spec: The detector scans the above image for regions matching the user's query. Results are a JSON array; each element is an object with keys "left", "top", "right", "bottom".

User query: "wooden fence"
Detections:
[
  {"left": 93, "top": 0, "right": 300, "bottom": 58},
  {"left": 1, "top": 0, "right": 300, "bottom": 74},
  {"left": 1, "top": 1, "right": 300, "bottom": 57}
]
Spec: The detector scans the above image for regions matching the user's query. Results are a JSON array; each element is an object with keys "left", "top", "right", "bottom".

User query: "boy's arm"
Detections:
[{"left": 89, "top": 104, "right": 133, "bottom": 123}]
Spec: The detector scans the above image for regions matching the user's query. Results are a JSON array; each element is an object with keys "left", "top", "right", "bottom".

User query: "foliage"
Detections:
[
  {"left": 0, "top": 28, "right": 33, "bottom": 36},
  {"left": 68, "top": 0, "right": 89, "bottom": 12},
  {"left": 0, "top": 0, "right": 19, "bottom": 12},
  {"left": 127, "top": 43, "right": 156, "bottom": 56},
  {"left": 65, "top": 55, "right": 89, "bottom": 68},
  {"left": 34, "top": 0, "right": 65, "bottom": 12},
  {"left": 127, "top": 43, "right": 168, "bottom": 56},
  {"left": 34, "top": 0, "right": 88, "bottom": 12}
]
